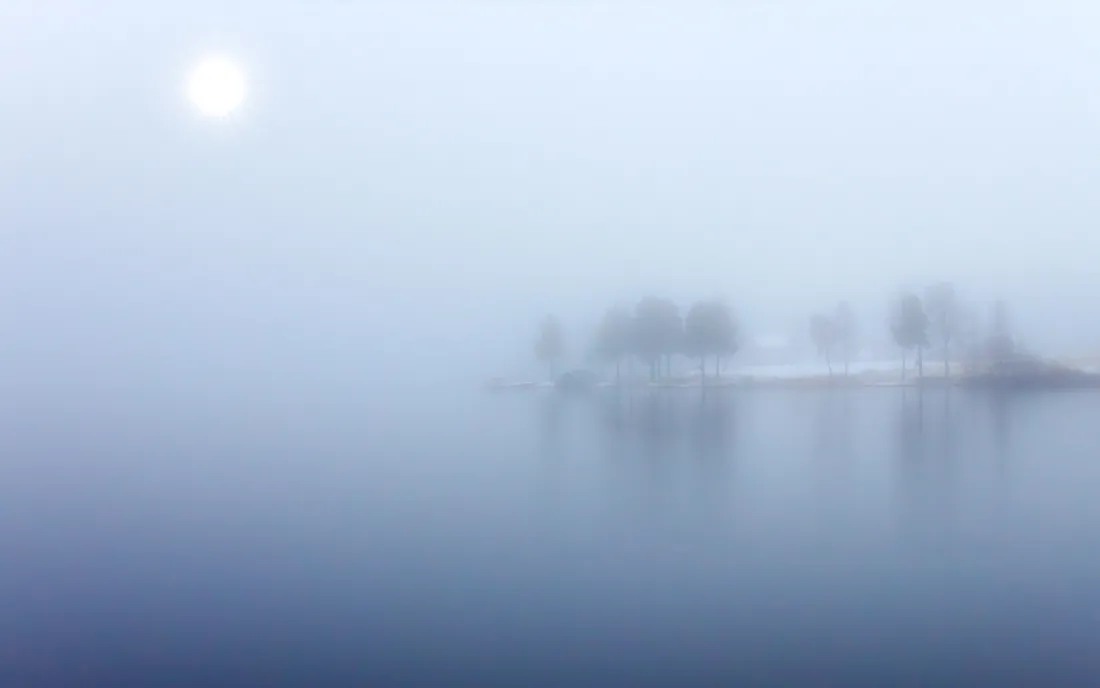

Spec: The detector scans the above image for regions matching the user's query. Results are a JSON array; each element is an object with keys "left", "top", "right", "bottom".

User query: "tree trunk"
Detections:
[
  {"left": 716, "top": 355, "right": 721, "bottom": 381},
  {"left": 826, "top": 352, "right": 832, "bottom": 376},
  {"left": 844, "top": 353, "right": 849, "bottom": 377},
  {"left": 901, "top": 352, "right": 907, "bottom": 381},
  {"left": 917, "top": 346, "right": 924, "bottom": 379},
  {"left": 943, "top": 337, "right": 950, "bottom": 379}
]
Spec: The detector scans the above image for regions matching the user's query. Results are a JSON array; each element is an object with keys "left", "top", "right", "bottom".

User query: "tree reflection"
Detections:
[
  {"left": 988, "top": 392, "right": 1011, "bottom": 474},
  {"left": 813, "top": 389, "right": 853, "bottom": 464},
  {"left": 637, "top": 392, "right": 678, "bottom": 457},
  {"left": 893, "top": 387, "right": 985, "bottom": 546},
  {"left": 689, "top": 391, "right": 735, "bottom": 463},
  {"left": 893, "top": 388, "right": 936, "bottom": 540},
  {"left": 591, "top": 390, "right": 736, "bottom": 459},
  {"left": 537, "top": 393, "right": 566, "bottom": 463},
  {"left": 688, "top": 391, "right": 737, "bottom": 515}
]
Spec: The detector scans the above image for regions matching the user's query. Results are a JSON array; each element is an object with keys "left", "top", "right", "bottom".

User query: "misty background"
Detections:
[{"left": 4, "top": 1, "right": 1100, "bottom": 395}]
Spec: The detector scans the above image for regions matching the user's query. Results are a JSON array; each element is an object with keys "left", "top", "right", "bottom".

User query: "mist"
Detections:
[
  {"left": 4, "top": 1, "right": 1100, "bottom": 388},
  {"left": 8, "top": 4, "right": 1100, "bottom": 685}
]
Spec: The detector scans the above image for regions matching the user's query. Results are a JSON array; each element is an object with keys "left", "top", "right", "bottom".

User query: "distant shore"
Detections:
[{"left": 487, "top": 358, "right": 1100, "bottom": 392}]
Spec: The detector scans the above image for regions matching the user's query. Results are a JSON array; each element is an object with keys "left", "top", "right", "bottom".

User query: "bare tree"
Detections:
[
  {"left": 834, "top": 301, "right": 856, "bottom": 377},
  {"left": 924, "top": 282, "right": 959, "bottom": 378},
  {"left": 709, "top": 302, "right": 739, "bottom": 378},
  {"left": 535, "top": 315, "right": 565, "bottom": 381},
  {"left": 954, "top": 303, "right": 981, "bottom": 373},
  {"left": 986, "top": 298, "right": 1015, "bottom": 364},
  {"left": 810, "top": 313, "right": 837, "bottom": 376}
]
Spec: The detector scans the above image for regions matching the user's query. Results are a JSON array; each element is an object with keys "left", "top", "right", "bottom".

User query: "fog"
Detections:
[
  {"left": 4, "top": 1, "right": 1100, "bottom": 392},
  {"left": 9, "top": 5, "right": 1100, "bottom": 684}
]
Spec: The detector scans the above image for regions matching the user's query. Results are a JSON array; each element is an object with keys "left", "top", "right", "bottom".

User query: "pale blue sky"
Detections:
[{"left": 3, "top": 1, "right": 1100, "bottom": 383}]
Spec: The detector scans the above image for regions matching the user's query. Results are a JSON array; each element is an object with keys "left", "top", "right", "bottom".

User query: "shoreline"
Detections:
[{"left": 486, "top": 364, "right": 1100, "bottom": 392}]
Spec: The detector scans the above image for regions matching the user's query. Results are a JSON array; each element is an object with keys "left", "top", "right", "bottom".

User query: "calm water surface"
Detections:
[{"left": 2, "top": 387, "right": 1098, "bottom": 685}]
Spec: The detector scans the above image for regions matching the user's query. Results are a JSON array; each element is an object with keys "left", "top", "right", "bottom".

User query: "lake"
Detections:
[{"left": 1, "top": 386, "right": 1098, "bottom": 686}]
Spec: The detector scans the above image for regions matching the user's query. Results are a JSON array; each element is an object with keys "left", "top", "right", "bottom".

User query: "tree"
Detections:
[
  {"left": 684, "top": 300, "right": 739, "bottom": 382},
  {"left": 593, "top": 305, "right": 633, "bottom": 384},
  {"left": 633, "top": 297, "right": 681, "bottom": 381},
  {"left": 986, "top": 298, "right": 1015, "bottom": 364},
  {"left": 535, "top": 315, "right": 565, "bottom": 381},
  {"left": 955, "top": 303, "right": 981, "bottom": 373},
  {"left": 810, "top": 313, "right": 837, "bottom": 375},
  {"left": 833, "top": 301, "right": 856, "bottom": 377},
  {"left": 684, "top": 302, "right": 710, "bottom": 373},
  {"left": 924, "top": 282, "right": 959, "bottom": 378},
  {"left": 890, "top": 293, "right": 929, "bottom": 380},
  {"left": 709, "top": 302, "right": 738, "bottom": 377}
]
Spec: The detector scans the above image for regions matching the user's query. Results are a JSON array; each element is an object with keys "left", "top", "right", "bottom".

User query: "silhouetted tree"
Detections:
[
  {"left": 834, "top": 301, "right": 856, "bottom": 377},
  {"left": 684, "top": 302, "right": 710, "bottom": 374},
  {"left": 954, "top": 303, "right": 981, "bottom": 373},
  {"left": 594, "top": 305, "right": 633, "bottom": 384},
  {"left": 666, "top": 305, "right": 684, "bottom": 379},
  {"left": 633, "top": 297, "right": 681, "bottom": 381},
  {"left": 986, "top": 298, "right": 1015, "bottom": 364},
  {"left": 924, "top": 282, "right": 959, "bottom": 378},
  {"left": 684, "top": 300, "right": 738, "bottom": 382},
  {"left": 810, "top": 313, "right": 837, "bottom": 375},
  {"left": 712, "top": 303, "right": 739, "bottom": 377},
  {"left": 890, "top": 293, "right": 930, "bottom": 380},
  {"left": 535, "top": 315, "right": 565, "bottom": 381}
]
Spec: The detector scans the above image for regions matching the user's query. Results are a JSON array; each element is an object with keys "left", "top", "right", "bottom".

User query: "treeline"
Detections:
[
  {"left": 883, "top": 282, "right": 1015, "bottom": 380},
  {"left": 533, "top": 282, "right": 1016, "bottom": 382},
  {"left": 535, "top": 297, "right": 737, "bottom": 383},
  {"left": 812, "top": 282, "right": 967, "bottom": 380}
]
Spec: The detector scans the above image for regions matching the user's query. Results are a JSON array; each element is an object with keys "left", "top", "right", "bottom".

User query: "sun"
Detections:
[{"left": 185, "top": 56, "right": 247, "bottom": 118}]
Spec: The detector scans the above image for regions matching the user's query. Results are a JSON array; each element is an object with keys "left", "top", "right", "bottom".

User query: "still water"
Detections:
[{"left": 1, "top": 386, "right": 1099, "bottom": 685}]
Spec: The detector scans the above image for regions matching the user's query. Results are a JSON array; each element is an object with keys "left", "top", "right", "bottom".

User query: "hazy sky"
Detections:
[{"left": 3, "top": 1, "right": 1100, "bottom": 384}]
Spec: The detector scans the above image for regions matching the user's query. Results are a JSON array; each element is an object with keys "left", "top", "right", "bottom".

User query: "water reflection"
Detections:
[
  {"left": 5, "top": 385, "right": 1099, "bottom": 685},
  {"left": 587, "top": 389, "right": 736, "bottom": 458},
  {"left": 688, "top": 391, "right": 735, "bottom": 465},
  {"left": 897, "top": 388, "right": 926, "bottom": 462},
  {"left": 890, "top": 386, "right": 1031, "bottom": 545},
  {"left": 687, "top": 392, "right": 737, "bottom": 517},
  {"left": 813, "top": 389, "right": 853, "bottom": 464},
  {"left": 988, "top": 392, "right": 1012, "bottom": 472},
  {"left": 537, "top": 389, "right": 739, "bottom": 515},
  {"left": 893, "top": 388, "right": 960, "bottom": 548},
  {"left": 533, "top": 386, "right": 1037, "bottom": 545},
  {"left": 537, "top": 392, "right": 566, "bottom": 460}
]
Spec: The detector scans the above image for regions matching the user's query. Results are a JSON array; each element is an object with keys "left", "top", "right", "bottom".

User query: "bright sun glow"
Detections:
[{"left": 185, "top": 56, "right": 247, "bottom": 118}]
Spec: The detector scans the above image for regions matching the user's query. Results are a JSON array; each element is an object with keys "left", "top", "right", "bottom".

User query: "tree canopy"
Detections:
[
  {"left": 633, "top": 296, "right": 682, "bottom": 377},
  {"left": 890, "top": 293, "right": 929, "bottom": 378},
  {"left": 684, "top": 300, "right": 738, "bottom": 377},
  {"left": 890, "top": 293, "right": 929, "bottom": 351},
  {"left": 593, "top": 305, "right": 633, "bottom": 378}
]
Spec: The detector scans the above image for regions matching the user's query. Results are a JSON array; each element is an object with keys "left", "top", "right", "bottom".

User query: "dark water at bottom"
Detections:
[{"left": 1, "top": 387, "right": 1098, "bottom": 686}]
